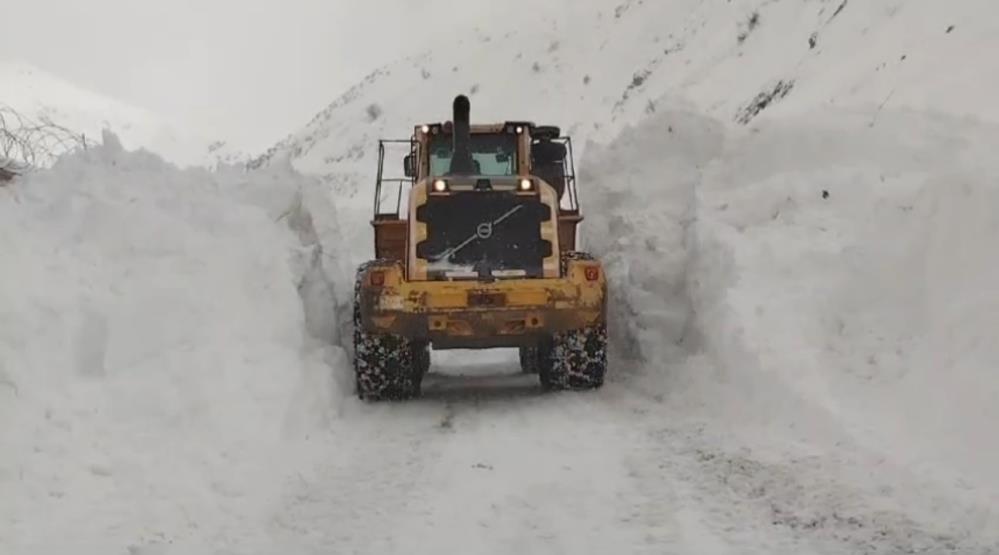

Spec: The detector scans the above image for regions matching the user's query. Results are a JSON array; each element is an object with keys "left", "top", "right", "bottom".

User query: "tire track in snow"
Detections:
[
  {"left": 270, "top": 361, "right": 731, "bottom": 554},
  {"left": 271, "top": 353, "right": 999, "bottom": 554}
]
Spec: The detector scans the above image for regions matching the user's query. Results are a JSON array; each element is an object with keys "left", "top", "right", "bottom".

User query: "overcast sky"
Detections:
[{"left": 0, "top": 0, "right": 486, "bottom": 151}]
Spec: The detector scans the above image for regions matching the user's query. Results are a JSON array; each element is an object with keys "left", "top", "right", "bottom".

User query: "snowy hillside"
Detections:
[
  {"left": 5, "top": 0, "right": 999, "bottom": 553},
  {"left": 253, "top": 0, "right": 999, "bottom": 275},
  {"left": 0, "top": 61, "right": 245, "bottom": 168},
  {"left": 256, "top": 0, "right": 999, "bottom": 186}
]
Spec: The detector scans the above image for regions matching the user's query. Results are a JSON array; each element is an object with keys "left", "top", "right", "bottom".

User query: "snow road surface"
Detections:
[{"left": 233, "top": 352, "right": 999, "bottom": 555}]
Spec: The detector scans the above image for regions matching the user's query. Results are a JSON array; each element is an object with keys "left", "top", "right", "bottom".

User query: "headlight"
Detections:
[
  {"left": 518, "top": 178, "right": 533, "bottom": 191},
  {"left": 433, "top": 179, "right": 448, "bottom": 192}
]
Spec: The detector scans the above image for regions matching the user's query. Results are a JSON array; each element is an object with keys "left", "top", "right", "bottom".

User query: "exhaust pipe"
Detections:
[{"left": 448, "top": 95, "right": 475, "bottom": 175}]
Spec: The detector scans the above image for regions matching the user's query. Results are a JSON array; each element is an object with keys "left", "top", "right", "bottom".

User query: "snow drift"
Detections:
[
  {"left": 688, "top": 107, "right": 999, "bottom": 496},
  {"left": 576, "top": 101, "right": 999, "bottom": 546},
  {"left": 0, "top": 133, "right": 349, "bottom": 552}
]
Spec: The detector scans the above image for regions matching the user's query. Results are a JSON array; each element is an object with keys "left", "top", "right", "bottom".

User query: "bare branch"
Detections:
[{"left": 0, "top": 103, "right": 89, "bottom": 178}]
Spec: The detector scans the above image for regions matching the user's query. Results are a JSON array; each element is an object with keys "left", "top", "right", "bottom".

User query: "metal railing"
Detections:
[
  {"left": 374, "top": 133, "right": 582, "bottom": 216},
  {"left": 374, "top": 138, "right": 416, "bottom": 218},
  {"left": 561, "top": 136, "right": 580, "bottom": 212}
]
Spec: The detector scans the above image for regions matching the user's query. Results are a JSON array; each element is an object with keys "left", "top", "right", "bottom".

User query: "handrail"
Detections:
[{"left": 374, "top": 138, "right": 416, "bottom": 217}]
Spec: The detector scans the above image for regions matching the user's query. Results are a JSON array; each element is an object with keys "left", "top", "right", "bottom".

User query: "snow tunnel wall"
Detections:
[
  {"left": 692, "top": 108, "right": 999, "bottom": 496},
  {"left": 579, "top": 106, "right": 726, "bottom": 366},
  {"left": 0, "top": 135, "right": 352, "bottom": 549},
  {"left": 583, "top": 102, "right": 999, "bottom": 500}
]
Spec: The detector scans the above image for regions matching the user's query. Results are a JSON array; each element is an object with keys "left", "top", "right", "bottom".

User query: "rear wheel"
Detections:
[
  {"left": 352, "top": 262, "right": 424, "bottom": 401},
  {"left": 538, "top": 250, "right": 607, "bottom": 390},
  {"left": 412, "top": 341, "right": 431, "bottom": 376},
  {"left": 538, "top": 324, "right": 607, "bottom": 390}
]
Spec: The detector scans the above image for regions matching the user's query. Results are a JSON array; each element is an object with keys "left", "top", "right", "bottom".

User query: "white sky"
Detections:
[{"left": 0, "top": 0, "right": 503, "bottom": 152}]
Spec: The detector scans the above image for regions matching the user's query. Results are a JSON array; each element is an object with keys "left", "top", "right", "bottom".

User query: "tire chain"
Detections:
[
  {"left": 352, "top": 260, "right": 424, "bottom": 401},
  {"left": 537, "top": 251, "right": 608, "bottom": 390}
]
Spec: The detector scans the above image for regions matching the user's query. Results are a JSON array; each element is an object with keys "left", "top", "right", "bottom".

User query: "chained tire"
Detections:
[
  {"left": 353, "top": 261, "right": 425, "bottom": 401},
  {"left": 537, "top": 250, "right": 607, "bottom": 390},
  {"left": 412, "top": 340, "right": 431, "bottom": 376},
  {"left": 538, "top": 324, "right": 607, "bottom": 390}
]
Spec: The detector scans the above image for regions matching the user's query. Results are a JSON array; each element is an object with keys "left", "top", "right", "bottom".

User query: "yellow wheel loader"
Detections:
[{"left": 352, "top": 95, "right": 607, "bottom": 400}]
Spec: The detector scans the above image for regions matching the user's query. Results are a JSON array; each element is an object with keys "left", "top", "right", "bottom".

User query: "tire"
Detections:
[
  {"left": 538, "top": 324, "right": 607, "bottom": 390},
  {"left": 413, "top": 340, "right": 431, "bottom": 376},
  {"left": 519, "top": 345, "right": 540, "bottom": 374},
  {"left": 352, "top": 261, "right": 424, "bottom": 401},
  {"left": 537, "top": 250, "right": 607, "bottom": 390}
]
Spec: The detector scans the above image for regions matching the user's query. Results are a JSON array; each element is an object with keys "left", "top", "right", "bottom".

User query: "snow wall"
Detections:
[
  {"left": 0, "top": 133, "right": 352, "bottom": 549},
  {"left": 582, "top": 101, "right": 999, "bottom": 504}
]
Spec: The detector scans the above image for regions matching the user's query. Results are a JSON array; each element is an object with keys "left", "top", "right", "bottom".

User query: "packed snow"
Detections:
[
  {"left": 0, "top": 133, "right": 351, "bottom": 552},
  {"left": 4, "top": 0, "right": 999, "bottom": 553},
  {"left": 583, "top": 105, "right": 999, "bottom": 552}
]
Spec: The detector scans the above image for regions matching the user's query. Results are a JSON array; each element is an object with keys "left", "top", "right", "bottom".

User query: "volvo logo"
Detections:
[{"left": 476, "top": 222, "right": 493, "bottom": 239}]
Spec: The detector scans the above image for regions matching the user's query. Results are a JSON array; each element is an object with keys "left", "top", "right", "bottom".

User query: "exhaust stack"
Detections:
[{"left": 448, "top": 95, "right": 476, "bottom": 175}]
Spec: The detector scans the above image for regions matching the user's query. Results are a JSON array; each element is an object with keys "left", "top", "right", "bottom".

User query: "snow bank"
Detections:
[
  {"left": 582, "top": 100, "right": 999, "bottom": 510},
  {"left": 0, "top": 133, "right": 350, "bottom": 552},
  {"left": 579, "top": 105, "right": 724, "bottom": 364},
  {"left": 693, "top": 108, "right": 999, "bottom": 494}
]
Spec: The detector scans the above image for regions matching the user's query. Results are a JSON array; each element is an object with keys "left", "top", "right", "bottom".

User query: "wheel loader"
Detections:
[{"left": 352, "top": 95, "right": 607, "bottom": 400}]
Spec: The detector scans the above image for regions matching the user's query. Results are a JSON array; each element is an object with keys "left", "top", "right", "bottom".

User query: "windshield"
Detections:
[{"left": 428, "top": 133, "right": 517, "bottom": 176}]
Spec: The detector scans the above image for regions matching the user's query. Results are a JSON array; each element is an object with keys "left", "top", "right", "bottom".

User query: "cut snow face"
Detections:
[
  {"left": 578, "top": 106, "right": 726, "bottom": 364},
  {"left": 567, "top": 104, "right": 999, "bottom": 552},
  {"left": 0, "top": 133, "right": 350, "bottom": 552},
  {"left": 687, "top": 107, "right": 999, "bottom": 520}
]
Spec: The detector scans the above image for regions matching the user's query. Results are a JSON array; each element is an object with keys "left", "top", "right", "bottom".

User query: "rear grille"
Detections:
[{"left": 416, "top": 191, "right": 552, "bottom": 279}]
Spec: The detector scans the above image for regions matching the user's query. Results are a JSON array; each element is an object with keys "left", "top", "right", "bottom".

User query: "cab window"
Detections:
[{"left": 428, "top": 133, "right": 517, "bottom": 176}]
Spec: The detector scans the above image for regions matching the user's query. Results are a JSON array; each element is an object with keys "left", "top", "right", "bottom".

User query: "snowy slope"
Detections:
[
  {"left": 256, "top": 0, "right": 999, "bottom": 184},
  {"left": 0, "top": 60, "right": 245, "bottom": 168},
  {"left": 253, "top": 0, "right": 999, "bottom": 277}
]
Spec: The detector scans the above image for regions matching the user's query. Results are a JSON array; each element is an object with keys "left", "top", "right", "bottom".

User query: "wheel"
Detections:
[
  {"left": 537, "top": 250, "right": 607, "bottom": 390},
  {"left": 412, "top": 340, "right": 431, "bottom": 376},
  {"left": 352, "top": 261, "right": 423, "bottom": 401},
  {"left": 519, "top": 345, "right": 540, "bottom": 374},
  {"left": 538, "top": 323, "right": 607, "bottom": 390}
]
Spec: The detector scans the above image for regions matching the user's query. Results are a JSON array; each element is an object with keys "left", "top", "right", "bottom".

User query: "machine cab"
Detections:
[{"left": 371, "top": 96, "right": 582, "bottom": 280}]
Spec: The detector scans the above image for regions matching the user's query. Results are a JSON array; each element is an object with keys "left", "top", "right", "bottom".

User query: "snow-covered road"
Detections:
[
  {"left": 279, "top": 366, "right": 667, "bottom": 553},
  {"left": 256, "top": 351, "right": 998, "bottom": 555}
]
